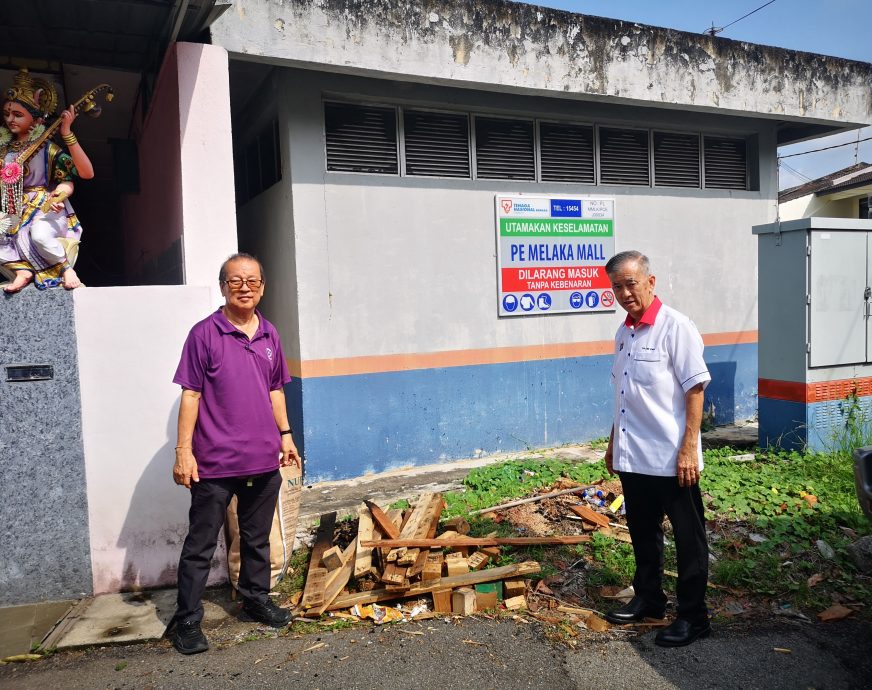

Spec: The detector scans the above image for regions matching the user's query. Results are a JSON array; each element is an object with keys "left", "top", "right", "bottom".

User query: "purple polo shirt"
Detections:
[{"left": 173, "top": 309, "right": 291, "bottom": 479}]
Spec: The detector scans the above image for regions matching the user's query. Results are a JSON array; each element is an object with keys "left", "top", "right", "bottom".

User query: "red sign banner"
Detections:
[{"left": 501, "top": 266, "right": 611, "bottom": 293}]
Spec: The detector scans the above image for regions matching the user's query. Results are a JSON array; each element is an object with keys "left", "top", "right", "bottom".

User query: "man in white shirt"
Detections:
[{"left": 602, "top": 250, "right": 712, "bottom": 647}]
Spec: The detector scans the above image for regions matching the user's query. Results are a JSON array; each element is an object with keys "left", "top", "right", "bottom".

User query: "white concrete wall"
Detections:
[
  {"left": 780, "top": 194, "right": 858, "bottom": 220},
  {"left": 213, "top": 0, "right": 871, "bottom": 130},
  {"left": 277, "top": 69, "right": 774, "bottom": 362},
  {"left": 176, "top": 43, "right": 239, "bottom": 288},
  {"left": 74, "top": 286, "right": 227, "bottom": 594}
]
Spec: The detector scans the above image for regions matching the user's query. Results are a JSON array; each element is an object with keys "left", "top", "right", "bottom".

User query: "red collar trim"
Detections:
[{"left": 624, "top": 296, "right": 662, "bottom": 328}]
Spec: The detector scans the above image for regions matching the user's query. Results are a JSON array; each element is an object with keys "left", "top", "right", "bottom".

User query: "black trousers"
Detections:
[
  {"left": 618, "top": 471, "right": 709, "bottom": 621},
  {"left": 175, "top": 469, "right": 281, "bottom": 623}
]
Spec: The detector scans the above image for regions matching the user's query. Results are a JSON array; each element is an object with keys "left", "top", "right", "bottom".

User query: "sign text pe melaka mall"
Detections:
[{"left": 495, "top": 196, "right": 616, "bottom": 316}]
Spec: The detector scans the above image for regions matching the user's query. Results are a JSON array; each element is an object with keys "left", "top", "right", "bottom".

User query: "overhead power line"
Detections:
[
  {"left": 778, "top": 136, "right": 872, "bottom": 160},
  {"left": 705, "top": 0, "right": 777, "bottom": 36}
]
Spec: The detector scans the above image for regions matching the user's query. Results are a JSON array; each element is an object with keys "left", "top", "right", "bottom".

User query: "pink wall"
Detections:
[
  {"left": 121, "top": 46, "right": 184, "bottom": 283},
  {"left": 120, "top": 43, "right": 237, "bottom": 286}
]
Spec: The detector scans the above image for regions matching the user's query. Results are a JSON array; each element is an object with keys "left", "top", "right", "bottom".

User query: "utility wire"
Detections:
[
  {"left": 705, "top": 0, "right": 777, "bottom": 36},
  {"left": 778, "top": 135, "right": 872, "bottom": 160},
  {"left": 779, "top": 161, "right": 812, "bottom": 183}
]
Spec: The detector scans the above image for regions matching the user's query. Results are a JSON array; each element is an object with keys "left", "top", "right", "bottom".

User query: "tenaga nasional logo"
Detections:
[{"left": 265, "top": 347, "right": 274, "bottom": 361}]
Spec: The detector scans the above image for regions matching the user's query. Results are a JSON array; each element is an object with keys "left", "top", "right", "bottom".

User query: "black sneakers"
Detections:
[
  {"left": 242, "top": 597, "right": 291, "bottom": 627},
  {"left": 170, "top": 619, "right": 209, "bottom": 655}
]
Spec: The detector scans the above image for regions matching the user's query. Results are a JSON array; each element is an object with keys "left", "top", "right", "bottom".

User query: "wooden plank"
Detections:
[
  {"left": 354, "top": 502, "right": 375, "bottom": 578},
  {"left": 569, "top": 504, "right": 611, "bottom": 528},
  {"left": 327, "top": 561, "right": 542, "bottom": 611},
  {"left": 469, "top": 486, "right": 589, "bottom": 515},
  {"left": 322, "top": 546, "right": 344, "bottom": 571},
  {"left": 442, "top": 516, "right": 470, "bottom": 534},
  {"left": 301, "top": 511, "right": 336, "bottom": 608},
  {"left": 503, "top": 579, "right": 527, "bottom": 599},
  {"left": 380, "top": 561, "right": 409, "bottom": 586},
  {"left": 362, "top": 535, "right": 592, "bottom": 548},
  {"left": 504, "top": 595, "right": 527, "bottom": 610},
  {"left": 305, "top": 541, "right": 357, "bottom": 617},
  {"left": 390, "top": 493, "right": 441, "bottom": 565},
  {"left": 407, "top": 511, "right": 441, "bottom": 576},
  {"left": 452, "top": 588, "right": 476, "bottom": 615},
  {"left": 445, "top": 556, "right": 469, "bottom": 576},
  {"left": 432, "top": 589, "right": 453, "bottom": 613},
  {"left": 421, "top": 552, "right": 443, "bottom": 581},
  {"left": 467, "top": 551, "right": 489, "bottom": 571},
  {"left": 364, "top": 500, "right": 400, "bottom": 539}
]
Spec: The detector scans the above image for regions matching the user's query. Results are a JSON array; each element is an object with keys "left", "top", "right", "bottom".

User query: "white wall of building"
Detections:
[
  {"left": 271, "top": 69, "right": 774, "bottom": 363},
  {"left": 779, "top": 194, "right": 858, "bottom": 221}
]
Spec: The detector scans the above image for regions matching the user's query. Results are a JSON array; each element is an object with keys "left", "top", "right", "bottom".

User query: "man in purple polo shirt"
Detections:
[{"left": 168, "top": 252, "right": 300, "bottom": 655}]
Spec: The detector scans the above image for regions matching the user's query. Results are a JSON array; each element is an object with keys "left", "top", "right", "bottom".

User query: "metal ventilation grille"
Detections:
[
  {"left": 599, "top": 127, "right": 650, "bottom": 186},
  {"left": 653, "top": 132, "right": 700, "bottom": 188},
  {"left": 403, "top": 110, "right": 470, "bottom": 178},
  {"left": 325, "top": 102, "right": 398, "bottom": 174},
  {"left": 540, "top": 122, "right": 595, "bottom": 183},
  {"left": 474, "top": 117, "right": 535, "bottom": 180},
  {"left": 704, "top": 137, "right": 748, "bottom": 190}
]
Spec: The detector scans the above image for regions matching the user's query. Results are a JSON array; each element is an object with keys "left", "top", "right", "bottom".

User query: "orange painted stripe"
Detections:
[
  {"left": 286, "top": 329, "right": 758, "bottom": 379},
  {"left": 759, "top": 376, "right": 872, "bottom": 404}
]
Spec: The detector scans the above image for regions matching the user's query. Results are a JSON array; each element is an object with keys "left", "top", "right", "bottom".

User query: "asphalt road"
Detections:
[{"left": 1, "top": 617, "right": 870, "bottom": 689}]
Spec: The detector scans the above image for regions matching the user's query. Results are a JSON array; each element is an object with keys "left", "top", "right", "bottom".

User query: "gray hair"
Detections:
[
  {"left": 605, "top": 250, "right": 650, "bottom": 277},
  {"left": 219, "top": 252, "right": 265, "bottom": 283}
]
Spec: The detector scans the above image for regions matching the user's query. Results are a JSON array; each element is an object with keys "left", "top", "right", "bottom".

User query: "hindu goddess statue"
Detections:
[{"left": 0, "top": 68, "right": 95, "bottom": 292}]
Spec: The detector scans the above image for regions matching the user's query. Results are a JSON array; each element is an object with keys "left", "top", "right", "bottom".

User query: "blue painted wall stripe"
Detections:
[{"left": 288, "top": 342, "right": 758, "bottom": 481}]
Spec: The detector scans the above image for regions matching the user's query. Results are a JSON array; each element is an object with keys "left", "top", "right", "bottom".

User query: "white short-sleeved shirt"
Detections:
[{"left": 610, "top": 297, "right": 711, "bottom": 476}]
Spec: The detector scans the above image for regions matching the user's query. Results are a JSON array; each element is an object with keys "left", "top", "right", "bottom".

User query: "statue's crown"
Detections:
[{"left": 5, "top": 68, "right": 58, "bottom": 117}]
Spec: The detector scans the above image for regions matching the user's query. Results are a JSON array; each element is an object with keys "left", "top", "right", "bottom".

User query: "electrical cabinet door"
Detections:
[{"left": 808, "top": 231, "right": 866, "bottom": 367}]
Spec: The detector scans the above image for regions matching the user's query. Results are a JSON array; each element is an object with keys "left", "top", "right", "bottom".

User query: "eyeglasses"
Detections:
[{"left": 223, "top": 277, "right": 263, "bottom": 289}]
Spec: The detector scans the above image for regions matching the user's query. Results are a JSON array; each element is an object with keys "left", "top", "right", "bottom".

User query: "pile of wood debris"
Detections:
[{"left": 291, "top": 483, "right": 629, "bottom": 621}]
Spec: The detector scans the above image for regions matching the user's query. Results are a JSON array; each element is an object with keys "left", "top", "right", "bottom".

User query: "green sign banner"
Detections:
[{"left": 499, "top": 218, "right": 613, "bottom": 237}]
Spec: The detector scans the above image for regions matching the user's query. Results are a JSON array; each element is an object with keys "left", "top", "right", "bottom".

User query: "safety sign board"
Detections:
[{"left": 496, "top": 196, "right": 616, "bottom": 316}]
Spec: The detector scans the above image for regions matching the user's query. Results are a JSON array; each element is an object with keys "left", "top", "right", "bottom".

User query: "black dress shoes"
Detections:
[
  {"left": 654, "top": 617, "right": 712, "bottom": 647},
  {"left": 242, "top": 597, "right": 291, "bottom": 627},
  {"left": 604, "top": 597, "right": 666, "bottom": 624}
]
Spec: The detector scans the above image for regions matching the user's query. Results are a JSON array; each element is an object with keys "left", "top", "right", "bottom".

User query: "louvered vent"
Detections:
[
  {"left": 325, "top": 102, "right": 398, "bottom": 174},
  {"left": 540, "top": 122, "right": 595, "bottom": 184},
  {"left": 653, "top": 132, "right": 700, "bottom": 188},
  {"left": 403, "top": 110, "right": 470, "bottom": 178},
  {"left": 599, "top": 127, "right": 650, "bottom": 186},
  {"left": 474, "top": 117, "right": 535, "bottom": 180},
  {"left": 704, "top": 137, "right": 747, "bottom": 190}
]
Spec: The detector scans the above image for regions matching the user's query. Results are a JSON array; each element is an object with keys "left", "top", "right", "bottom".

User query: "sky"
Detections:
[{"left": 535, "top": 0, "right": 872, "bottom": 190}]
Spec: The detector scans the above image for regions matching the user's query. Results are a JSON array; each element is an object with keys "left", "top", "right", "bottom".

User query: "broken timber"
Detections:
[
  {"left": 304, "top": 540, "right": 357, "bottom": 617},
  {"left": 354, "top": 502, "right": 375, "bottom": 577},
  {"left": 569, "top": 504, "right": 611, "bottom": 528},
  {"left": 468, "top": 486, "right": 590, "bottom": 515},
  {"left": 362, "top": 536, "right": 591, "bottom": 548},
  {"left": 327, "top": 560, "right": 542, "bottom": 611},
  {"left": 300, "top": 511, "right": 336, "bottom": 608},
  {"left": 364, "top": 499, "right": 401, "bottom": 539}
]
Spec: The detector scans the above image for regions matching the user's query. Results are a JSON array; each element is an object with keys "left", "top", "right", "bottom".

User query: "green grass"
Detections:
[{"left": 275, "top": 430, "right": 871, "bottom": 622}]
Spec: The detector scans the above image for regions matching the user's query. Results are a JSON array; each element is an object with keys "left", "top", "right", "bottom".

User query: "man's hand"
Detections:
[
  {"left": 604, "top": 428, "right": 615, "bottom": 476},
  {"left": 173, "top": 447, "right": 200, "bottom": 488},
  {"left": 280, "top": 435, "right": 301, "bottom": 469},
  {"left": 676, "top": 445, "right": 700, "bottom": 487}
]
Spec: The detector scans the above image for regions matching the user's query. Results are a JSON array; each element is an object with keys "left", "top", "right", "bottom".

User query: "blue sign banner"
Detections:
[{"left": 550, "top": 199, "right": 582, "bottom": 218}]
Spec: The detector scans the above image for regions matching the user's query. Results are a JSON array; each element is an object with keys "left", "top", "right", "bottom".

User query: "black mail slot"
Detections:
[{"left": 6, "top": 365, "right": 54, "bottom": 382}]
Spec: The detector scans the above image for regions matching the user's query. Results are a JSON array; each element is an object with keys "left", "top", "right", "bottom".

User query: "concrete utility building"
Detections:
[{"left": 2, "top": 0, "right": 871, "bottom": 605}]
